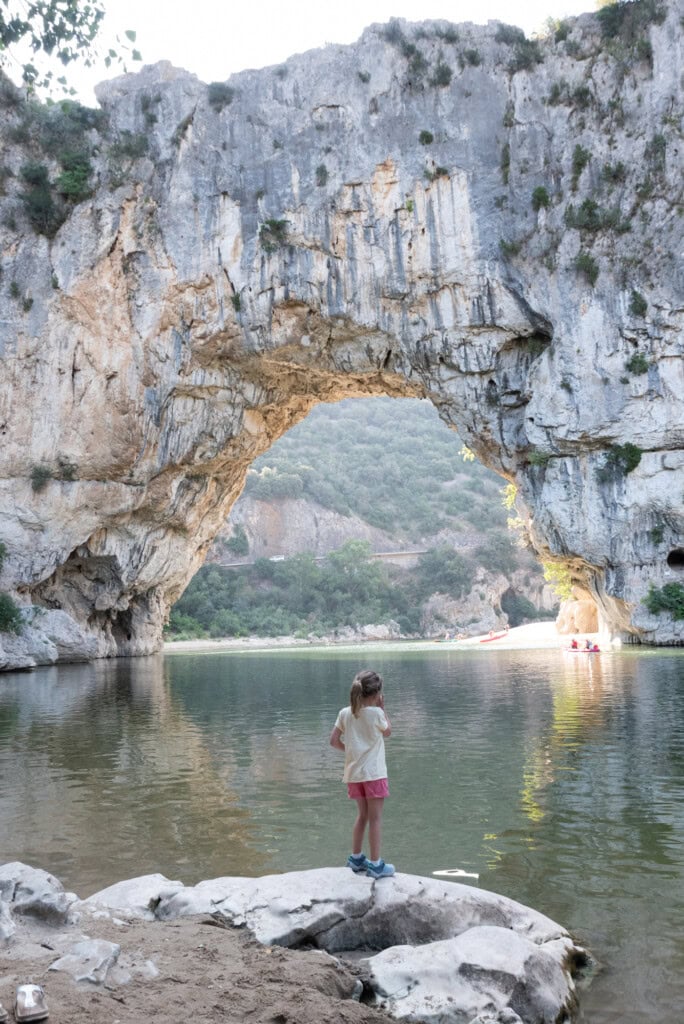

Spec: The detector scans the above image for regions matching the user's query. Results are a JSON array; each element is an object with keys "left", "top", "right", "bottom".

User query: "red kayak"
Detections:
[
  {"left": 479, "top": 632, "right": 508, "bottom": 643},
  {"left": 565, "top": 647, "right": 600, "bottom": 654}
]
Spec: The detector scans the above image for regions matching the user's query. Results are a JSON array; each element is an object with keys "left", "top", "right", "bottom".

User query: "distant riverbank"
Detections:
[{"left": 164, "top": 621, "right": 601, "bottom": 655}]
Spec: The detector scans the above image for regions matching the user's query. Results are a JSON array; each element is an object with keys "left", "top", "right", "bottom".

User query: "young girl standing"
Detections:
[{"left": 329, "top": 669, "right": 395, "bottom": 879}]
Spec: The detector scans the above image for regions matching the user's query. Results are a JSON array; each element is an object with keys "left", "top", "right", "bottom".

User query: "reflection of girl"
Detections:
[{"left": 329, "top": 669, "right": 394, "bottom": 879}]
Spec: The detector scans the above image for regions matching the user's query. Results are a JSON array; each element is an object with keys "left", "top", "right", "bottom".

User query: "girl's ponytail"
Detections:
[{"left": 350, "top": 669, "right": 383, "bottom": 717}]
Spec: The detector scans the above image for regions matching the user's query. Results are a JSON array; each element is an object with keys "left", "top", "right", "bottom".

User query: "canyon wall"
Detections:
[{"left": 1, "top": 2, "right": 683, "bottom": 667}]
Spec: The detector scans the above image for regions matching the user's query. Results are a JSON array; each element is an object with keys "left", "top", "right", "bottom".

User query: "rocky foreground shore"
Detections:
[{"left": 0, "top": 862, "right": 588, "bottom": 1024}]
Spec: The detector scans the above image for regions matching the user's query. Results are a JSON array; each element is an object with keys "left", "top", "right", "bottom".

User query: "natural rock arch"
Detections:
[{"left": 1, "top": 3, "right": 683, "bottom": 667}]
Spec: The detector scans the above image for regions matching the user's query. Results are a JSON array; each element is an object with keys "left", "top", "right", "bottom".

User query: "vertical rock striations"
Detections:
[{"left": 0, "top": 2, "right": 683, "bottom": 667}]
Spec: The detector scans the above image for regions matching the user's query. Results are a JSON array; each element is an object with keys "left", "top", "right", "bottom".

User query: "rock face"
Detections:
[
  {"left": 1, "top": 3, "right": 683, "bottom": 668},
  {"left": 0, "top": 862, "right": 587, "bottom": 1024}
]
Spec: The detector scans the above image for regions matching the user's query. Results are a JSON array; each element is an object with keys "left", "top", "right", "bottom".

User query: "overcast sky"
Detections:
[{"left": 39, "top": 0, "right": 595, "bottom": 104}]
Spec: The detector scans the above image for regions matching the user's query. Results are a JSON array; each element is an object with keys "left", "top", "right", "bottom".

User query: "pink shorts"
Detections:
[{"left": 347, "top": 778, "right": 389, "bottom": 799}]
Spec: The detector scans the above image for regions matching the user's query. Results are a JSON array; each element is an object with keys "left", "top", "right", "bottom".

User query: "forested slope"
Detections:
[{"left": 168, "top": 399, "right": 555, "bottom": 639}]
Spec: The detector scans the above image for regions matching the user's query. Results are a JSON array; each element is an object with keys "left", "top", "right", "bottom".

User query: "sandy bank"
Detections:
[{"left": 164, "top": 622, "right": 604, "bottom": 656}]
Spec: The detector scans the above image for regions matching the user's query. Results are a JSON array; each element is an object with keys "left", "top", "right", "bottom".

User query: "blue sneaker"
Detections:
[
  {"left": 366, "top": 859, "right": 395, "bottom": 879},
  {"left": 347, "top": 853, "right": 369, "bottom": 873}
]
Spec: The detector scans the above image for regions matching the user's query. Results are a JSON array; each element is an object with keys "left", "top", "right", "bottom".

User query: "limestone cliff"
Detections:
[{"left": 1, "top": 2, "right": 683, "bottom": 668}]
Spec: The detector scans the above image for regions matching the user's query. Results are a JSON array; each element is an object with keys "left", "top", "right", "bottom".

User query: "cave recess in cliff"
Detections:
[{"left": 667, "top": 549, "right": 684, "bottom": 570}]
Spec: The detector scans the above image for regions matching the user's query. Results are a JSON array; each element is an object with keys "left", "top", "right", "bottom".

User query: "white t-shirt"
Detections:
[{"left": 334, "top": 705, "right": 388, "bottom": 783}]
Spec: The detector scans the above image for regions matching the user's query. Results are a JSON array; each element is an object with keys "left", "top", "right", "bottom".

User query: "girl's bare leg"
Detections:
[
  {"left": 352, "top": 797, "right": 369, "bottom": 854},
  {"left": 367, "top": 797, "right": 385, "bottom": 861}
]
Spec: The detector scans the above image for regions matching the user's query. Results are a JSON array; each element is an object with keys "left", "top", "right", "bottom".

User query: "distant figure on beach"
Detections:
[{"left": 329, "top": 669, "right": 394, "bottom": 879}]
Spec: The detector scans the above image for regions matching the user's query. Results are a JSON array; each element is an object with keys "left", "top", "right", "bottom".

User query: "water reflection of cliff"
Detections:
[{"left": 0, "top": 656, "right": 265, "bottom": 895}]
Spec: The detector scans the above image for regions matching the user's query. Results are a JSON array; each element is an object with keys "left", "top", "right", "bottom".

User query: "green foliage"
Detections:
[
  {"left": 644, "top": 582, "right": 684, "bottom": 620},
  {"left": 9, "top": 281, "right": 20, "bottom": 299},
  {"left": 603, "top": 161, "right": 627, "bottom": 183},
  {"left": 571, "top": 144, "right": 590, "bottom": 190},
  {"left": 461, "top": 48, "right": 481, "bottom": 67},
  {"left": 531, "top": 186, "right": 551, "bottom": 211},
  {"left": 499, "top": 237, "right": 521, "bottom": 257},
  {"left": 207, "top": 82, "right": 235, "bottom": 112},
  {"left": 0, "top": 541, "right": 6, "bottom": 572},
  {"left": 508, "top": 38, "right": 544, "bottom": 73},
  {"left": 596, "top": 443, "right": 643, "bottom": 482},
  {"left": 225, "top": 524, "right": 249, "bottom": 556},
  {"left": 30, "top": 464, "right": 53, "bottom": 492},
  {"left": 645, "top": 132, "right": 667, "bottom": 174},
  {"left": 110, "top": 131, "right": 148, "bottom": 160},
  {"left": 495, "top": 25, "right": 526, "bottom": 45},
  {"left": 430, "top": 60, "right": 452, "bottom": 87},
  {"left": 543, "top": 562, "right": 574, "bottom": 601},
  {"left": 564, "top": 198, "right": 629, "bottom": 233},
  {"left": 358, "top": 71, "right": 370, "bottom": 84},
  {"left": 231, "top": 294, "right": 241, "bottom": 313},
  {"left": 315, "top": 163, "right": 328, "bottom": 187},
  {"left": 19, "top": 161, "right": 62, "bottom": 236},
  {"left": 424, "top": 166, "right": 449, "bottom": 183},
  {"left": 0, "top": 592, "right": 22, "bottom": 634},
  {"left": 414, "top": 546, "right": 474, "bottom": 600},
  {"left": 597, "top": 0, "right": 666, "bottom": 43},
  {"left": 259, "top": 218, "right": 289, "bottom": 253},
  {"left": 502, "top": 101, "right": 515, "bottom": 127},
  {"left": 527, "top": 450, "right": 551, "bottom": 466},
  {"left": 574, "top": 251, "right": 599, "bottom": 286},
  {"left": 502, "top": 591, "right": 550, "bottom": 627},
  {"left": 625, "top": 351, "right": 650, "bottom": 374},
  {"left": 419, "top": 130, "right": 434, "bottom": 145},
  {"left": 628, "top": 290, "right": 647, "bottom": 316},
  {"left": 474, "top": 534, "right": 517, "bottom": 576},
  {"left": 500, "top": 142, "right": 510, "bottom": 185},
  {"left": 55, "top": 149, "right": 92, "bottom": 200}
]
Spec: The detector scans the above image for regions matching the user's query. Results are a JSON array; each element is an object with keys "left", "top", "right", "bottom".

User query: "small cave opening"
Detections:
[{"left": 667, "top": 549, "right": 684, "bottom": 570}]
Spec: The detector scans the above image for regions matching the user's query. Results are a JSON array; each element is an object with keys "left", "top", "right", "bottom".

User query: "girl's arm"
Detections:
[
  {"left": 378, "top": 694, "right": 391, "bottom": 737},
  {"left": 329, "top": 726, "right": 345, "bottom": 751}
]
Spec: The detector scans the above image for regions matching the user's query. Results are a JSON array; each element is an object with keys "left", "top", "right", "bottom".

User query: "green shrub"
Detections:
[
  {"left": 603, "top": 161, "right": 627, "bottom": 184},
  {"left": 419, "top": 130, "right": 434, "bottom": 145},
  {"left": 207, "top": 82, "right": 235, "bottom": 112},
  {"left": 0, "top": 592, "right": 22, "bottom": 634},
  {"left": 527, "top": 450, "right": 551, "bottom": 466},
  {"left": 315, "top": 163, "right": 328, "bottom": 187},
  {"left": 259, "top": 218, "right": 289, "bottom": 253},
  {"left": 628, "top": 289, "right": 647, "bottom": 317},
  {"left": 231, "top": 294, "right": 241, "bottom": 312},
  {"left": 501, "top": 142, "right": 510, "bottom": 185},
  {"left": 508, "top": 38, "right": 543, "bottom": 73},
  {"left": 574, "top": 251, "right": 599, "bottom": 285},
  {"left": 0, "top": 541, "right": 6, "bottom": 572},
  {"left": 30, "top": 464, "right": 53, "bottom": 492},
  {"left": 625, "top": 351, "right": 650, "bottom": 374},
  {"left": 571, "top": 144, "right": 590, "bottom": 190},
  {"left": 645, "top": 132, "right": 667, "bottom": 174},
  {"left": 9, "top": 281, "right": 20, "bottom": 299},
  {"left": 495, "top": 25, "right": 525, "bottom": 45},
  {"left": 19, "top": 162, "right": 63, "bottom": 237},
  {"left": 462, "top": 48, "right": 481, "bottom": 67},
  {"left": 430, "top": 61, "right": 452, "bottom": 87},
  {"left": 597, "top": 0, "right": 666, "bottom": 42},
  {"left": 531, "top": 186, "right": 551, "bottom": 211},
  {"left": 499, "top": 238, "right": 521, "bottom": 257},
  {"left": 358, "top": 71, "right": 370, "bottom": 83},
  {"left": 644, "top": 582, "right": 684, "bottom": 620},
  {"left": 110, "top": 131, "right": 148, "bottom": 160},
  {"left": 226, "top": 524, "right": 249, "bottom": 556},
  {"left": 596, "top": 443, "right": 642, "bottom": 483}
]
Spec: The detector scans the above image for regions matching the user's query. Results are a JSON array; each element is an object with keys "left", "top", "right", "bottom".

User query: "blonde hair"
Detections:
[{"left": 350, "top": 669, "right": 383, "bottom": 717}]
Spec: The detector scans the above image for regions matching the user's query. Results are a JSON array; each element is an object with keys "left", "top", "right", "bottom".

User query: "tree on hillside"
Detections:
[{"left": 0, "top": 1, "right": 139, "bottom": 91}]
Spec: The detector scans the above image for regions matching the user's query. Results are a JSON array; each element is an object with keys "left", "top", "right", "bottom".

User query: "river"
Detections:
[{"left": 1, "top": 644, "right": 683, "bottom": 1022}]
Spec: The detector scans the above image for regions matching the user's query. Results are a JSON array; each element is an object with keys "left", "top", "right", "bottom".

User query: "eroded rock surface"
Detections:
[
  {"left": 1, "top": 3, "right": 683, "bottom": 667},
  {"left": 82, "top": 866, "right": 584, "bottom": 1023}
]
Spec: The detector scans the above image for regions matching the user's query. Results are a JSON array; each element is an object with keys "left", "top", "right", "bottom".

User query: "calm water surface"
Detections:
[{"left": 1, "top": 645, "right": 684, "bottom": 1023}]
